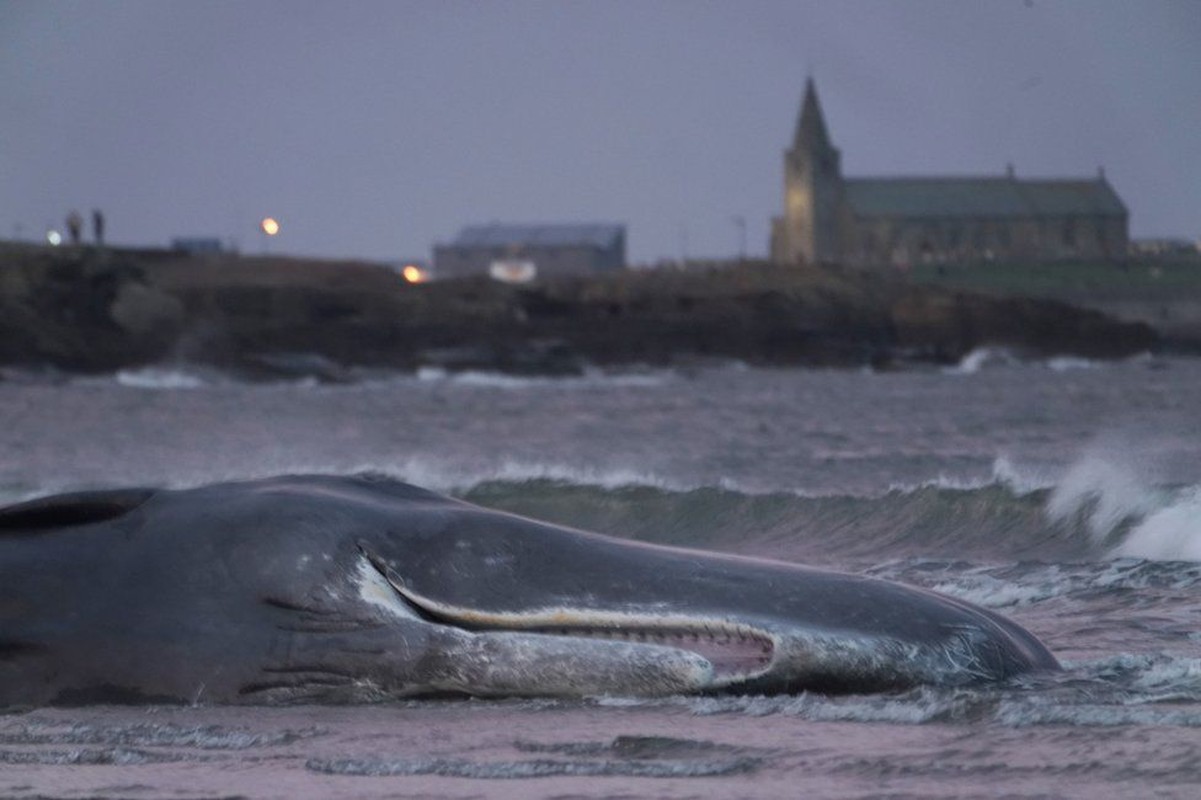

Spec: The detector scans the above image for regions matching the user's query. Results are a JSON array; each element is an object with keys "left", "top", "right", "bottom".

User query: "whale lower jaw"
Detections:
[
  {"left": 356, "top": 553, "right": 778, "bottom": 692},
  {"left": 405, "top": 599, "right": 784, "bottom": 693},
  {"left": 357, "top": 553, "right": 1000, "bottom": 697}
]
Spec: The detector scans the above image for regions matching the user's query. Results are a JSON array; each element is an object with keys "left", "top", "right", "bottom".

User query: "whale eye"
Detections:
[{"left": 0, "top": 488, "right": 157, "bottom": 532}]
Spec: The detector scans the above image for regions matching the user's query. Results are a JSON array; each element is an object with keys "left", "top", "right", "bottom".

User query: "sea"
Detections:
[{"left": 2, "top": 349, "right": 1200, "bottom": 799}]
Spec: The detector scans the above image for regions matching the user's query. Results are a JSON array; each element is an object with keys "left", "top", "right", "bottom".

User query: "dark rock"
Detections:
[{"left": 0, "top": 247, "right": 1161, "bottom": 376}]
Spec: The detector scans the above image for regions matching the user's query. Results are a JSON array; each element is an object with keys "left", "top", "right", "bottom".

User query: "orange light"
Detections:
[
  {"left": 402, "top": 265, "right": 426, "bottom": 283},
  {"left": 260, "top": 217, "right": 280, "bottom": 236}
]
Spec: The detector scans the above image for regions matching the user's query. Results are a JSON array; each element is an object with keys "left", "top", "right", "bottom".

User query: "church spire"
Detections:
[{"left": 793, "top": 76, "right": 832, "bottom": 151}]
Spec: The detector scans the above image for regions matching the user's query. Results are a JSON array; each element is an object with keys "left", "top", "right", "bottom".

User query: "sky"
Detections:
[{"left": 2, "top": 0, "right": 1198, "bottom": 264}]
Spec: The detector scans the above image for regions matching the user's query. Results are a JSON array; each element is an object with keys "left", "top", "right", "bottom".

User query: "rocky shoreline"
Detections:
[{"left": 0, "top": 245, "right": 1161, "bottom": 380}]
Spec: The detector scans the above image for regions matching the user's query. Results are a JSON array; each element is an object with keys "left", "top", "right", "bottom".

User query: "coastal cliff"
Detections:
[{"left": 0, "top": 245, "right": 1158, "bottom": 378}]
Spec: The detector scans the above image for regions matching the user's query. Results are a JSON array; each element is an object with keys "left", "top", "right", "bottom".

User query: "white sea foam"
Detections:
[
  {"left": 880, "top": 455, "right": 1053, "bottom": 497},
  {"left": 931, "top": 570, "right": 1070, "bottom": 608},
  {"left": 413, "top": 367, "right": 670, "bottom": 390},
  {"left": 115, "top": 367, "right": 207, "bottom": 390},
  {"left": 1129, "top": 657, "right": 1201, "bottom": 693},
  {"left": 364, "top": 458, "right": 694, "bottom": 495},
  {"left": 990, "top": 455, "right": 1058, "bottom": 495},
  {"left": 1046, "top": 356, "right": 1099, "bottom": 372},
  {"left": 944, "top": 348, "right": 1119, "bottom": 376},
  {"left": 1043, "top": 444, "right": 1201, "bottom": 561},
  {"left": 1045, "top": 448, "right": 1162, "bottom": 544},
  {"left": 943, "top": 347, "right": 1018, "bottom": 375},
  {"left": 138, "top": 454, "right": 796, "bottom": 500},
  {"left": 884, "top": 473, "right": 993, "bottom": 494},
  {"left": 414, "top": 365, "right": 448, "bottom": 382},
  {"left": 1114, "top": 488, "right": 1201, "bottom": 562}
]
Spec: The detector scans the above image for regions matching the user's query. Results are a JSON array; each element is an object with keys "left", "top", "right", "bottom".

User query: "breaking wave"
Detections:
[
  {"left": 434, "top": 445, "right": 1198, "bottom": 564},
  {"left": 1046, "top": 446, "right": 1201, "bottom": 562},
  {"left": 943, "top": 347, "right": 1148, "bottom": 376},
  {"left": 451, "top": 471, "right": 1075, "bottom": 564}
]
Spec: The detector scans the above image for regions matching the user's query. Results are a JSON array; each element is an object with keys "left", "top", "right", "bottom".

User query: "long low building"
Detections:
[{"left": 433, "top": 223, "right": 626, "bottom": 281}]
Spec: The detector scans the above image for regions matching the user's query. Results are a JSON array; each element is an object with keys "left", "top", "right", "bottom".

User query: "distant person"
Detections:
[
  {"left": 92, "top": 209, "right": 105, "bottom": 246},
  {"left": 66, "top": 210, "right": 83, "bottom": 246}
]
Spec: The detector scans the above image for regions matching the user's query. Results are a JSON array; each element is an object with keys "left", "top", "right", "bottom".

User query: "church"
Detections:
[{"left": 770, "top": 79, "right": 1129, "bottom": 267}]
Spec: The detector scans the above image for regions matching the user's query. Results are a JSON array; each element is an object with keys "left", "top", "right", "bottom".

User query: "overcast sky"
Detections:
[{"left": 2, "top": 1, "right": 1198, "bottom": 264}]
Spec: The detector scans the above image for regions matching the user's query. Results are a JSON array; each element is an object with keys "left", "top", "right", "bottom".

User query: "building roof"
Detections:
[
  {"left": 844, "top": 176, "right": 1127, "bottom": 219},
  {"left": 447, "top": 223, "right": 625, "bottom": 249}
]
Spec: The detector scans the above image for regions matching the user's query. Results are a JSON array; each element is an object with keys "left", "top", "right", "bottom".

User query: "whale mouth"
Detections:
[
  {"left": 489, "top": 620, "right": 775, "bottom": 685},
  {"left": 360, "top": 550, "right": 777, "bottom": 687}
]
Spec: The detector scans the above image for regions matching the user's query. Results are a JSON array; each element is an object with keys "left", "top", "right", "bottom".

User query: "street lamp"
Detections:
[{"left": 260, "top": 216, "right": 280, "bottom": 252}]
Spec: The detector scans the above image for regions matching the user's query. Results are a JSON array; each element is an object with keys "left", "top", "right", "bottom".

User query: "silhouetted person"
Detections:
[
  {"left": 66, "top": 210, "right": 83, "bottom": 246},
  {"left": 92, "top": 209, "right": 105, "bottom": 246}
]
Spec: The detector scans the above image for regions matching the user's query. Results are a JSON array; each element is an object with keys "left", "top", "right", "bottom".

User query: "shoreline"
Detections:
[{"left": 0, "top": 244, "right": 1165, "bottom": 380}]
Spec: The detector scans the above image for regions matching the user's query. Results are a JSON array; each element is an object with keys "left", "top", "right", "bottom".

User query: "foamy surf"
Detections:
[
  {"left": 943, "top": 347, "right": 1146, "bottom": 376},
  {"left": 114, "top": 367, "right": 209, "bottom": 389},
  {"left": 1045, "top": 446, "right": 1201, "bottom": 562},
  {"left": 414, "top": 366, "right": 671, "bottom": 389}
]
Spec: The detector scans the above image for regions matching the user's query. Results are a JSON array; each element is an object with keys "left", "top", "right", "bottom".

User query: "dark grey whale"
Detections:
[{"left": 0, "top": 474, "right": 1058, "bottom": 706}]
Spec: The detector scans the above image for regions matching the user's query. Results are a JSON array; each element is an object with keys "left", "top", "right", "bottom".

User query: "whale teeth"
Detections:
[{"left": 520, "top": 620, "right": 776, "bottom": 683}]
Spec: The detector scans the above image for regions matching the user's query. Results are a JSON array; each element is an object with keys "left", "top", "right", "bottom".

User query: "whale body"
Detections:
[{"left": 0, "top": 474, "right": 1058, "bottom": 706}]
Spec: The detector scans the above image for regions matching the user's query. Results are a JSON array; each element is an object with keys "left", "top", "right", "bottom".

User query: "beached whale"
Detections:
[{"left": 0, "top": 474, "right": 1058, "bottom": 706}]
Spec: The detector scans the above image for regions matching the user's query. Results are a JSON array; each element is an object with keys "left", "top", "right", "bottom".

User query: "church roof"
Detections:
[
  {"left": 447, "top": 223, "right": 625, "bottom": 249},
  {"left": 844, "top": 176, "right": 1127, "bottom": 219}
]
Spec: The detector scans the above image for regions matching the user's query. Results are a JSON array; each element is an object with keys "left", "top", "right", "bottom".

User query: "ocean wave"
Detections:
[
  {"left": 9, "top": 446, "right": 1192, "bottom": 565},
  {"left": 433, "top": 451, "right": 1193, "bottom": 564},
  {"left": 943, "top": 347, "right": 1154, "bottom": 376},
  {"left": 447, "top": 474, "right": 1079, "bottom": 563},
  {"left": 1045, "top": 445, "right": 1201, "bottom": 562},
  {"left": 112, "top": 456, "right": 1096, "bottom": 562},
  {"left": 1114, "top": 488, "right": 1201, "bottom": 561},
  {"left": 372, "top": 452, "right": 1052, "bottom": 502},
  {"left": 885, "top": 455, "right": 1057, "bottom": 496}
]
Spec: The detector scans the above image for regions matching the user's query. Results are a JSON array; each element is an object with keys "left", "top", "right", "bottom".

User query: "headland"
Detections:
[{"left": 0, "top": 242, "right": 1175, "bottom": 380}]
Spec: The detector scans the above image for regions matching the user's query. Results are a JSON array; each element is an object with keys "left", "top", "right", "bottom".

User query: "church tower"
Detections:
[{"left": 773, "top": 78, "right": 844, "bottom": 264}]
